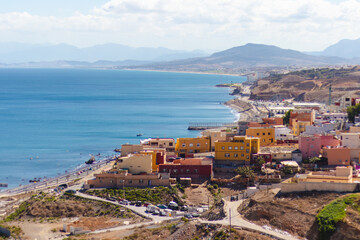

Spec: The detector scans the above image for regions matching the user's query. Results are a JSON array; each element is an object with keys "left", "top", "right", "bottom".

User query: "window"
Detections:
[
  {"left": 194, "top": 169, "right": 198, "bottom": 173},
  {"left": 257, "top": 133, "right": 260, "bottom": 136},
  {"left": 186, "top": 169, "right": 190, "bottom": 173},
  {"left": 139, "top": 179, "right": 144, "bottom": 183},
  {"left": 240, "top": 146, "right": 244, "bottom": 150},
  {"left": 246, "top": 149, "right": 249, "bottom": 153},
  {"left": 228, "top": 146, "right": 232, "bottom": 150},
  {"left": 234, "top": 146, "right": 238, "bottom": 150},
  {"left": 246, "top": 155, "right": 249, "bottom": 159},
  {"left": 221, "top": 146, "right": 225, "bottom": 150},
  {"left": 246, "top": 143, "right": 249, "bottom": 147},
  {"left": 268, "top": 132, "right": 271, "bottom": 135},
  {"left": 240, "top": 140, "right": 244, "bottom": 143},
  {"left": 263, "top": 133, "right": 265, "bottom": 136},
  {"left": 182, "top": 143, "right": 186, "bottom": 147},
  {"left": 189, "top": 143, "right": 193, "bottom": 147},
  {"left": 225, "top": 153, "right": 230, "bottom": 157},
  {"left": 129, "top": 180, "right": 132, "bottom": 184},
  {"left": 197, "top": 143, "right": 200, "bottom": 147},
  {"left": 173, "top": 169, "right": 178, "bottom": 173},
  {"left": 189, "top": 149, "right": 194, "bottom": 153},
  {"left": 262, "top": 139, "right": 265, "bottom": 142},
  {"left": 241, "top": 153, "right": 244, "bottom": 157},
  {"left": 234, "top": 153, "right": 238, "bottom": 157},
  {"left": 169, "top": 142, "right": 173, "bottom": 146}
]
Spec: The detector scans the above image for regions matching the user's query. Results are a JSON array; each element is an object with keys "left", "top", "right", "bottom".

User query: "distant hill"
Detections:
[
  {"left": 133, "top": 43, "right": 348, "bottom": 71},
  {"left": 250, "top": 66, "right": 360, "bottom": 102},
  {"left": 307, "top": 38, "right": 360, "bottom": 59},
  {"left": 0, "top": 42, "right": 208, "bottom": 63}
]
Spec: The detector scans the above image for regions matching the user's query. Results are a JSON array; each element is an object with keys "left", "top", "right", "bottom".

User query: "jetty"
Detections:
[{"left": 188, "top": 122, "right": 237, "bottom": 130}]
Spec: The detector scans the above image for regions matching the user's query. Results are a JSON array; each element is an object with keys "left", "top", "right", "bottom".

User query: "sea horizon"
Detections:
[{"left": 0, "top": 68, "right": 245, "bottom": 189}]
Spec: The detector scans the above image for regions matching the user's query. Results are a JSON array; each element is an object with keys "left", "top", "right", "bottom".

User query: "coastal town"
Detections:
[{"left": 2, "top": 67, "right": 360, "bottom": 239}]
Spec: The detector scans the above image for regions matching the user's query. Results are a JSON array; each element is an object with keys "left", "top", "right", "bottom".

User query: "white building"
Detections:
[
  {"left": 322, "top": 112, "right": 347, "bottom": 122},
  {"left": 274, "top": 125, "right": 293, "bottom": 140},
  {"left": 304, "top": 123, "right": 335, "bottom": 135}
]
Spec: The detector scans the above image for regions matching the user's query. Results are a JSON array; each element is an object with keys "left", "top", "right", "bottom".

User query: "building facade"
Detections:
[
  {"left": 214, "top": 136, "right": 260, "bottom": 166},
  {"left": 246, "top": 127, "right": 275, "bottom": 146},
  {"left": 175, "top": 137, "right": 211, "bottom": 158}
]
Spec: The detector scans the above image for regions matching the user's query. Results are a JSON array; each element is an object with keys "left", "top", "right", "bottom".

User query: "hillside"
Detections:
[
  {"left": 0, "top": 42, "right": 207, "bottom": 63},
  {"left": 241, "top": 191, "right": 360, "bottom": 240},
  {"left": 309, "top": 38, "right": 360, "bottom": 59},
  {"left": 250, "top": 66, "right": 360, "bottom": 102},
  {"left": 132, "top": 43, "right": 348, "bottom": 72}
]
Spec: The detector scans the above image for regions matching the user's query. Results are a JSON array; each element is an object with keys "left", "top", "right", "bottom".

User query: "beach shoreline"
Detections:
[{"left": 122, "top": 68, "right": 243, "bottom": 77}]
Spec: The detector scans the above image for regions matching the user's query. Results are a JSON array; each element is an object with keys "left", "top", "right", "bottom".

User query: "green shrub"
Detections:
[{"left": 317, "top": 194, "right": 359, "bottom": 239}]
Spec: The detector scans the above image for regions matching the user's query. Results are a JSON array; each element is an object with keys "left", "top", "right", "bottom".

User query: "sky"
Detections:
[{"left": 0, "top": 0, "right": 360, "bottom": 52}]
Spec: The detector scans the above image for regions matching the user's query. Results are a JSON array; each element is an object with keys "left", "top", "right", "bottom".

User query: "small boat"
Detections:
[{"left": 136, "top": 133, "right": 143, "bottom": 137}]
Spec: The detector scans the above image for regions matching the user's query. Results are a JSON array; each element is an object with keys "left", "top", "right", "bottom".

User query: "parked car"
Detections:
[
  {"left": 119, "top": 200, "right": 129, "bottom": 205},
  {"left": 135, "top": 201, "right": 142, "bottom": 206},
  {"left": 65, "top": 189, "right": 76, "bottom": 194},
  {"left": 152, "top": 209, "right": 160, "bottom": 215},
  {"left": 106, "top": 197, "right": 117, "bottom": 202},
  {"left": 157, "top": 204, "right": 167, "bottom": 209},
  {"left": 168, "top": 201, "right": 179, "bottom": 210},
  {"left": 184, "top": 213, "right": 193, "bottom": 219},
  {"left": 180, "top": 205, "right": 188, "bottom": 211},
  {"left": 159, "top": 210, "right": 167, "bottom": 216},
  {"left": 143, "top": 202, "right": 151, "bottom": 207},
  {"left": 58, "top": 183, "right": 68, "bottom": 189},
  {"left": 192, "top": 213, "right": 200, "bottom": 218},
  {"left": 129, "top": 201, "right": 136, "bottom": 206}
]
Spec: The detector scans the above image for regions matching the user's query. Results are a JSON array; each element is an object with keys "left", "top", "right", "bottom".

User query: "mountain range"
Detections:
[
  {"left": 0, "top": 42, "right": 207, "bottom": 64},
  {"left": 2, "top": 38, "right": 360, "bottom": 69}
]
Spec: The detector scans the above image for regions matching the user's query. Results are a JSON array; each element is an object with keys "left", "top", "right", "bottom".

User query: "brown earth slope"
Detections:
[
  {"left": 240, "top": 191, "right": 343, "bottom": 239},
  {"left": 250, "top": 66, "right": 360, "bottom": 102}
]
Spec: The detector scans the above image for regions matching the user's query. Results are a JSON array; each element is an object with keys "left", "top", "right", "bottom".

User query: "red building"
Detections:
[{"left": 159, "top": 158, "right": 213, "bottom": 180}]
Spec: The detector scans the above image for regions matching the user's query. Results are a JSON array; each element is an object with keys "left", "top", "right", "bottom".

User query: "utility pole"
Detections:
[
  {"left": 329, "top": 84, "right": 332, "bottom": 106},
  {"left": 229, "top": 207, "right": 231, "bottom": 235}
]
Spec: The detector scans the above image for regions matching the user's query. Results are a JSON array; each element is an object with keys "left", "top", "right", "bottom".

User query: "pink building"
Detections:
[
  {"left": 323, "top": 147, "right": 351, "bottom": 166},
  {"left": 299, "top": 135, "right": 340, "bottom": 159}
]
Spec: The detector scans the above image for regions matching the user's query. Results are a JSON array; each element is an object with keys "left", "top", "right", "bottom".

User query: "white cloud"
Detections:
[{"left": 1, "top": 0, "right": 360, "bottom": 51}]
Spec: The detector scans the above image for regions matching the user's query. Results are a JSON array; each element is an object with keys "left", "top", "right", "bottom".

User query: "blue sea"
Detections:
[{"left": 0, "top": 69, "right": 245, "bottom": 189}]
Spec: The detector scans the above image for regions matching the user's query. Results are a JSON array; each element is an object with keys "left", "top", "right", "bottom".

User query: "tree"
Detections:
[
  {"left": 282, "top": 110, "right": 293, "bottom": 125},
  {"left": 309, "top": 156, "right": 321, "bottom": 164},
  {"left": 347, "top": 103, "right": 360, "bottom": 123},
  {"left": 236, "top": 166, "right": 255, "bottom": 182}
]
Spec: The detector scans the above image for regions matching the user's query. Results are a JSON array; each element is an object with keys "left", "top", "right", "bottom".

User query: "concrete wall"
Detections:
[{"left": 281, "top": 182, "right": 360, "bottom": 193}]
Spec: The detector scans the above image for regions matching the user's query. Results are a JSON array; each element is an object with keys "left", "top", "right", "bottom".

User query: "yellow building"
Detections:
[
  {"left": 202, "top": 129, "right": 235, "bottom": 151},
  {"left": 175, "top": 137, "right": 211, "bottom": 158},
  {"left": 246, "top": 127, "right": 275, "bottom": 146},
  {"left": 214, "top": 136, "right": 260, "bottom": 166},
  {"left": 140, "top": 149, "right": 166, "bottom": 172},
  {"left": 114, "top": 154, "right": 152, "bottom": 174},
  {"left": 292, "top": 120, "right": 311, "bottom": 136}
]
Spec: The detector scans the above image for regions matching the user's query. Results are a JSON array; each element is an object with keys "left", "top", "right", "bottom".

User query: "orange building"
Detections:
[
  {"left": 248, "top": 118, "right": 283, "bottom": 128},
  {"left": 246, "top": 127, "right": 275, "bottom": 146},
  {"left": 289, "top": 110, "right": 315, "bottom": 127},
  {"left": 175, "top": 137, "right": 211, "bottom": 158},
  {"left": 322, "top": 147, "right": 351, "bottom": 166}
]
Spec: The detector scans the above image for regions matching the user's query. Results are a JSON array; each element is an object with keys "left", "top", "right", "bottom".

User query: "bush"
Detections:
[{"left": 316, "top": 194, "right": 359, "bottom": 239}]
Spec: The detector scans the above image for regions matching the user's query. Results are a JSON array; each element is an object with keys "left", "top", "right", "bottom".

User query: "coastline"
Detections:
[
  {"left": 122, "top": 68, "right": 243, "bottom": 77},
  {"left": 0, "top": 69, "right": 238, "bottom": 195}
]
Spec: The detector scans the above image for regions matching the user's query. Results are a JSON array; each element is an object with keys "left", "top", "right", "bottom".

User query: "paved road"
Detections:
[
  {"left": 75, "top": 192, "right": 181, "bottom": 222},
  {"left": 0, "top": 158, "right": 115, "bottom": 198},
  {"left": 200, "top": 198, "right": 298, "bottom": 240}
]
